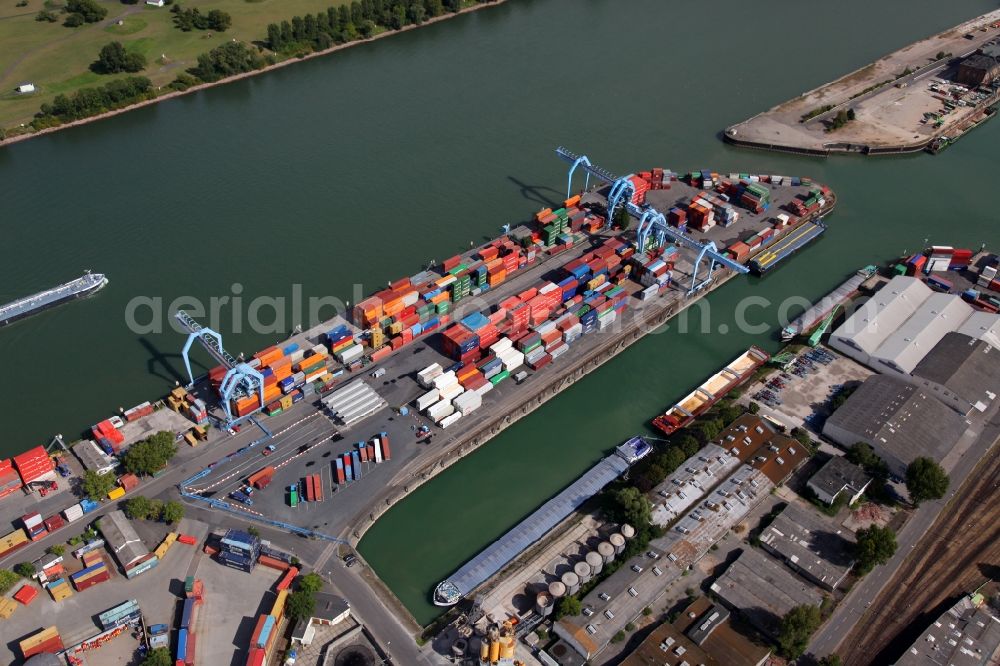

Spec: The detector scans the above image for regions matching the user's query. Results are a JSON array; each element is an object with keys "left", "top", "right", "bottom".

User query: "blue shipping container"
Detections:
[
  {"left": 256, "top": 615, "right": 276, "bottom": 649},
  {"left": 181, "top": 598, "right": 195, "bottom": 629},
  {"left": 177, "top": 628, "right": 188, "bottom": 661},
  {"left": 282, "top": 343, "right": 300, "bottom": 355},
  {"left": 351, "top": 451, "right": 363, "bottom": 480}
]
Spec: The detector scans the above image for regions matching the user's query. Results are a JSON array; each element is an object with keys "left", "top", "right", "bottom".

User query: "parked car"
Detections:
[{"left": 262, "top": 444, "right": 277, "bottom": 456}]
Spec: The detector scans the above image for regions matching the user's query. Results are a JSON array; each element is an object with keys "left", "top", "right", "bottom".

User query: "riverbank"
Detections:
[
  {"left": 724, "top": 8, "right": 1000, "bottom": 156},
  {"left": 0, "top": 0, "right": 507, "bottom": 149}
]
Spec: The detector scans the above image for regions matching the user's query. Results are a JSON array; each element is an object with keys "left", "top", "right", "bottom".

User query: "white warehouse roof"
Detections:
[
  {"left": 957, "top": 310, "right": 1000, "bottom": 347},
  {"left": 830, "top": 277, "right": 932, "bottom": 365},
  {"left": 871, "top": 293, "right": 973, "bottom": 374}
]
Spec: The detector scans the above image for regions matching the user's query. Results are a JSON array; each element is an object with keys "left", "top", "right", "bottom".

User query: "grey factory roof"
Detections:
[
  {"left": 822, "top": 374, "right": 965, "bottom": 475},
  {"left": 100, "top": 509, "right": 149, "bottom": 568},
  {"left": 831, "top": 276, "right": 932, "bottom": 359},
  {"left": 560, "top": 464, "right": 775, "bottom": 657},
  {"left": 758, "top": 502, "right": 855, "bottom": 590},
  {"left": 958, "top": 311, "right": 1000, "bottom": 348},
  {"left": 807, "top": 456, "right": 871, "bottom": 503},
  {"left": 710, "top": 547, "right": 824, "bottom": 639},
  {"left": 650, "top": 444, "right": 739, "bottom": 527},
  {"left": 962, "top": 53, "right": 1000, "bottom": 73},
  {"left": 871, "top": 293, "right": 974, "bottom": 374},
  {"left": 441, "top": 453, "right": 629, "bottom": 599},
  {"left": 73, "top": 440, "right": 117, "bottom": 474},
  {"left": 913, "top": 333, "right": 1000, "bottom": 411},
  {"left": 895, "top": 595, "right": 1000, "bottom": 666}
]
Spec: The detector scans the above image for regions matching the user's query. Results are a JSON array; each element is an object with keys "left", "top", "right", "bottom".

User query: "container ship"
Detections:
[
  {"left": 0, "top": 271, "right": 108, "bottom": 327},
  {"left": 652, "top": 346, "right": 770, "bottom": 435},
  {"left": 781, "top": 265, "right": 877, "bottom": 341},
  {"left": 749, "top": 219, "right": 827, "bottom": 274}
]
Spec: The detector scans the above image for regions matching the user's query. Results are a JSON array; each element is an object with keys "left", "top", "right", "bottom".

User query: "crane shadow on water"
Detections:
[{"left": 138, "top": 337, "right": 190, "bottom": 386}]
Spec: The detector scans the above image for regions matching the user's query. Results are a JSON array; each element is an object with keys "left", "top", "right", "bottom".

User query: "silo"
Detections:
[
  {"left": 610, "top": 533, "right": 626, "bottom": 555},
  {"left": 452, "top": 638, "right": 468, "bottom": 658},
  {"left": 621, "top": 523, "right": 636, "bottom": 539},
  {"left": 598, "top": 541, "right": 615, "bottom": 564},
  {"left": 586, "top": 550, "right": 604, "bottom": 575},
  {"left": 574, "top": 560, "right": 592, "bottom": 584},
  {"left": 561, "top": 571, "right": 580, "bottom": 596},
  {"left": 535, "top": 592, "right": 553, "bottom": 616},
  {"left": 479, "top": 636, "right": 490, "bottom": 663},
  {"left": 548, "top": 580, "right": 566, "bottom": 599}
]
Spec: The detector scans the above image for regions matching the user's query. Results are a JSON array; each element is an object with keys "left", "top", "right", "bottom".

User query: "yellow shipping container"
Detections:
[
  {"left": 0, "top": 597, "right": 17, "bottom": 620},
  {"left": 270, "top": 589, "right": 288, "bottom": 621},
  {"left": 0, "top": 529, "right": 28, "bottom": 553},
  {"left": 20, "top": 626, "right": 58, "bottom": 651},
  {"left": 48, "top": 584, "right": 72, "bottom": 602},
  {"left": 184, "top": 432, "right": 198, "bottom": 447},
  {"left": 279, "top": 395, "right": 293, "bottom": 410},
  {"left": 107, "top": 487, "right": 125, "bottom": 500}
]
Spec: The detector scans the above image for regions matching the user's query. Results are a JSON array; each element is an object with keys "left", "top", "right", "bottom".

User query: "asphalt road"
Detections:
[{"left": 807, "top": 401, "right": 1000, "bottom": 660}]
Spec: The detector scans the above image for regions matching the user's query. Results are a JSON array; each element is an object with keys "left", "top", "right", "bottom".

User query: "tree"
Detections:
[
  {"left": 65, "top": 0, "right": 107, "bottom": 22},
  {"left": 609, "top": 486, "right": 652, "bottom": 528},
  {"left": 247, "top": 526, "right": 260, "bottom": 537},
  {"left": 81, "top": 470, "right": 116, "bottom": 500},
  {"left": 125, "top": 496, "right": 155, "bottom": 520},
  {"left": 553, "top": 595, "right": 581, "bottom": 619},
  {"left": 777, "top": 604, "right": 822, "bottom": 659},
  {"left": 47, "top": 544, "right": 66, "bottom": 556},
  {"left": 12, "top": 561, "right": 35, "bottom": 579},
  {"left": 64, "top": 13, "right": 84, "bottom": 27},
  {"left": 820, "top": 655, "right": 843, "bottom": 666},
  {"left": 611, "top": 630, "right": 626, "bottom": 643},
  {"left": 148, "top": 499, "right": 164, "bottom": 521},
  {"left": 905, "top": 457, "right": 949, "bottom": 505},
  {"left": 162, "top": 500, "right": 185, "bottom": 524},
  {"left": 93, "top": 42, "right": 146, "bottom": 74},
  {"left": 190, "top": 42, "right": 264, "bottom": 83},
  {"left": 0, "top": 569, "right": 21, "bottom": 594},
  {"left": 121, "top": 431, "right": 177, "bottom": 476},
  {"left": 748, "top": 401, "right": 760, "bottom": 414},
  {"left": 298, "top": 572, "right": 324, "bottom": 594},
  {"left": 613, "top": 205, "right": 630, "bottom": 231},
  {"left": 854, "top": 524, "right": 897, "bottom": 575},
  {"left": 207, "top": 9, "right": 231, "bottom": 31},
  {"left": 141, "top": 647, "right": 174, "bottom": 666},
  {"left": 286, "top": 589, "right": 316, "bottom": 620},
  {"left": 36, "top": 9, "right": 58, "bottom": 22},
  {"left": 846, "top": 443, "right": 889, "bottom": 480},
  {"left": 677, "top": 434, "right": 700, "bottom": 458}
]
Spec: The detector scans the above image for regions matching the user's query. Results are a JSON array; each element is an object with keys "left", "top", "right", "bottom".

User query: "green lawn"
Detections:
[{"left": 0, "top": 0, "right": 352, "bottom": 131}]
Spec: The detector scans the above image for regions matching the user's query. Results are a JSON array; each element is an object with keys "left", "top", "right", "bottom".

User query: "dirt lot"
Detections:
[{"left": 838, "top": 444, "right": 1000, "bottom": 665}]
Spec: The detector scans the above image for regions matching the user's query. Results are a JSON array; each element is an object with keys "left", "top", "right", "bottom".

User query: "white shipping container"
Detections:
[
  {"left": 311, "top": 344, "right": 327, "bottom": 356},
  {"left": 337, "top": 344, "right": 364, "bottom": 363},
  {"left": 439, "top": 383, "right": 465, "bottom": 402},
  {"left": 417, "top": 363, "right": 443, "bottom": 389},
  {"left": 432, "top": 371, "right": 458, "bottom": 390},
  {"left": 402, "top": 291, "right": 420, "bottom": 307},
  {"left": 290, "top": 350, "right": 306, "bottom": 363},
  {"left": 416, "top": 389, "right": 441, "bottom": 412},
  {"left": 23, "top": 513, "right": 43, "bottom": 529},
  {"left": 490, "top": 337, "right": 513, "bottom": 354},
  {"left": 475, "top": 381, "right": 494, "bottom": 397},
  {"left": 453, "top": 391, "right": 482, "bottom": 414},
  {"left": 439, "top": 412, "right": 463, "bottom": 429},
  {"left": 427, "top": 402, "right": 455, "bottom": 421}
]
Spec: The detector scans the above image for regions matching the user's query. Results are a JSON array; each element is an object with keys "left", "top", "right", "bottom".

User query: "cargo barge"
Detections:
[
  {"left": 781, "top": 265, "right": 877, "bottom": 341},
  {"left": 749, "top": 220, "right": 827, "bottom": 274},
  {"left": 652, "top": 346, "right": 770, "bottom": 435},
  {"left": 0, "top": 271, "right": 108, "bottom": 327},
  {"left": 432, "top": 436, "right": 649, "bottom": 606}
]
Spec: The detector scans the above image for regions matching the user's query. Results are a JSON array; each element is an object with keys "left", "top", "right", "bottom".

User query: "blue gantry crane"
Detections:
[
  {"left": 176, "top": 310, "right": 265, "bottom": 426},
  {"left": 554, "top": 146, "right": 749, "bottom": 294}
]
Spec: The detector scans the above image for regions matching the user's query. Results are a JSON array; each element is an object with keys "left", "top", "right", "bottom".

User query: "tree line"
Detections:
[
  {"left": 171, "top": 4, "right": 232, "bottom": 33},
  {"left": 265, "top": 0, "right": 499, "bottom": 53},
  {"left": 33, "top": 77, "right": 153, "bottom": 129}
]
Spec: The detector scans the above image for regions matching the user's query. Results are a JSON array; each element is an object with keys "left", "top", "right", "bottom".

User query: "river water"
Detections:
[{"left": 1, "top": 0, "right": 997, "bottom": 625}]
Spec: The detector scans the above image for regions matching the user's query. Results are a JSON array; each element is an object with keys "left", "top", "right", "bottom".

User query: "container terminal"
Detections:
[
  {"left": 0, "top": 149, "right": 837, "bottom": 662},
  {"left": 725, "top": 9, "right": 1000, "bottom": 156},
  {"left": 0, "top": 271, "right": 107, "bottom": 327}
]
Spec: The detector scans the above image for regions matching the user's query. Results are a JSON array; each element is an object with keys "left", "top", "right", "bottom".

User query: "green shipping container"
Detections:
[{"left": 490, "top": 370, "right": 509, "bottom": 385}]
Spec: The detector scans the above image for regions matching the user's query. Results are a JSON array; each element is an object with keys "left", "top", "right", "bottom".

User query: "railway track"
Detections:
[{"left": 840, "top": 446, "right": 1000, "bottom": 666}]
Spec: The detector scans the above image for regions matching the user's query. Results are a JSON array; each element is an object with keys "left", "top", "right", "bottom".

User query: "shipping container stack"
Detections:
[
  {"left": 21, "top": 513, "right": 47, "bottom": 542},
  {"left": 70, "top": 550, "right": 111, "bottom": 591},
  {"left": 223, "top": 342, "right": 331, "bottom": 418},
  {"left": 217, "top": 529, "right": 261, "bottom": 573},
  {"left": 123, "top": 401, "right": 155, "bottom": 422},
  {"left": 177, "top": 590, "right": 202, "bottom": 666},
  {"left": 46, "top": 575, "right": 73, "bottom": 602},
  {"left": 784, "top": 186, "right": 826, "bottom": 218},
  {"left": 331, "top": 434, "right": 390, "bottom": 485},
  {"left": 19, "top": 626, "right": 63, "bottom": 660},
  {"left": 0, "top": 458, "right": 23, "bottom": 500},
  {"left": 246, "top": 612, "right": 280, "bottom": 666},
  {"left": 91, "top": 419, "right": 125, "bottom": 456},
  {"left": 0, "top": 528, "right": 29, "bottom": 559},
  {"left": 13, "top": 446, "right": 56, "bottom": 486}
]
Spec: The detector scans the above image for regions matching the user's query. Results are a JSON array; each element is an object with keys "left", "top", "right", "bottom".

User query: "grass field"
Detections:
[{"left": 0, "top": 0, "right": 354, "bottom": 132}]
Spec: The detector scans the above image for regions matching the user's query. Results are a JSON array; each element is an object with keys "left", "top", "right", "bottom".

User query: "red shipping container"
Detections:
[
  {"left": 380, "top": 435, "right": 391, "bottom": 461},
  {"left": 366, "top": 444, "right": 376, "bottom": 462},
  {"left": 258, "top": 555, "right": 291, "bottom": 572},
  {"left": 73, "top": 571, "right": 111, "bottom": 591},
  {"left": 177, "top": 534, "right": 197, "bottom": 546},
  {"left": 276, "top": 566, "right": 299, "bottom": 590},
  {"left": 22, "top": 636, "right": 64, "bottom": 659},
  {"left": 14, "top": 584, "right": 37, "bottom": 605},
  {"left": 246, "top": 647, "right": 266, "bottom": 666},
  {"left": 314, "top": 474, "right": 323, "bottom": 502},
  {"left": 43, "top": 515, "right": 64, "bottom": 533},
  {"left": 185, "top": 631, "right": 197, "bottom": 666},
  {"left": 358, "top": 446, "right": 368, "bottom": 463}
]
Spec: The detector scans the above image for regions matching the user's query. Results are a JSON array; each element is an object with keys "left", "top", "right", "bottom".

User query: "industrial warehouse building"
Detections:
[
  {"left": 807, "top": 455, "right": 871, "bottom": 506},
  {"left": 895, "top": 593, "right": 1000, "bottom": 666},
  {"left": 99, "top": 509, "right": 149, "bottom": 570},
  {"left": 710, "top": 547, "right": 824, "bottom": 639},
  {"left": 829, "top": 276, "right": 1000, "bottom": 376},
  {"left": 956, "top": 41, "right": 1000, "bottom": 87},
  {"left": 758, "top": 502, "right": 856, "bottom": 591},
  {"left": 72, "top": 440, "right": 117, "bottom": 475},
  {"left": 909, "top": 332, "right": 1000, "bottom": 415},
  {"left": 822, "top": 375, "right": 965, "bottom": 478}
]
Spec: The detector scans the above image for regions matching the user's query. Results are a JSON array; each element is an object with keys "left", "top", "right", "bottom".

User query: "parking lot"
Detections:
[{"left": 737, "top": 346, "right": 873, "bottom": 437}]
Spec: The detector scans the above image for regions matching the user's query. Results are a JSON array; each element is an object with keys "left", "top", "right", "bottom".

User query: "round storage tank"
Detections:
[
  {"left": 621, "top": 523, "right": 636, "bottom": 539},
  {"left": 586, "top": 550, "right": 604, "bottom": 574},
  {"left": 561, "top": 571, "right": 580, "bottom": 596},
  {"left": 548, "top": 581, "right": 566, "bottom": 599},
  {"left": 574, "top": 560, "right": 592, "bottom": 584},
  {"left": 535, "top": 592, "right": 553, "bottom": 616},
  {"left": 452, "top": 638, "right": 467, "bottom": 657},
  {"left": 610, "top": 533, "right": 626, "bottom": 555},
  {"left": 598, "top": 541, "right": 615, "bottom": 564}
]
